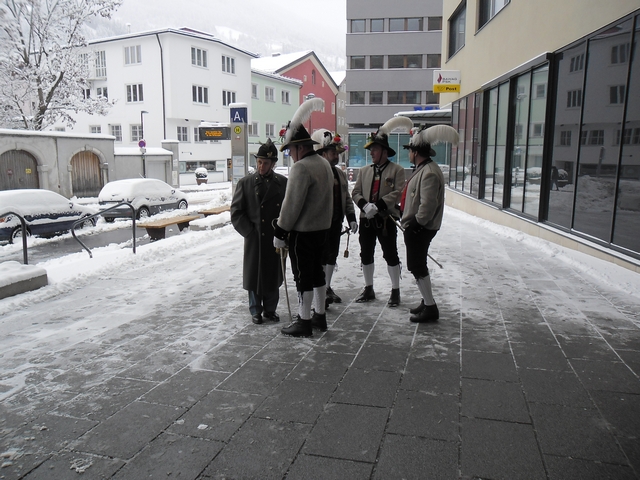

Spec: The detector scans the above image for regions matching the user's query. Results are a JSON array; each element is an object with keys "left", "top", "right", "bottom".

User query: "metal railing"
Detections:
[
  {"left": 72, "top": 202, "right": 137, "bottom": 258},
  {"left": 1, "top": 210, "right": 29, "bottom": 264}
]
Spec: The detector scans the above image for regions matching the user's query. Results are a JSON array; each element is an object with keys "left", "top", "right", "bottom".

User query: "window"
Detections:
[
  {"left": 389, "top": 17, "right": 423, "bottom": 32},
  {"left": 425, "top": 91, "right": 439, "bottom": 104},
  {"left": 96, "top": 87, "right": 108, "bottom": 99},
  {"left": 82, "top": 88, "right": 90, "bottom": 99},
  {"left": 222, "top": 55, "right": 235, "bottom": 74},
  {"left": 265, "top": 86, "right": 275, "bottom": 102},
  {"left": 449, "top": 4, "right": 466, "bottom": 58},
  {"left": 95, "top": 50, "right": 107, "bottom": 77},
  {"left": 90, "top": 126, "right": 101, "bottom": 134},
  {"left": 350, "top": 56, "right": 365, "bottom": 69},
  {"left": 616, "top": 129, "right": 633, "bottom": 145},
  {"left": 351, "top": 19, "right": 365, "bottom": 33},
  {"left": 191, "top": 47, "right": 208, "bottom": 67},
  {"left": 131, "top": 124, "right": 142, "bottom": 142},
  {"left": 426, "top": 54, "right": 441, "bottom": 68},
  {"left": 428, "top": 17, "right": 442, "bottom": 31},
  {"left": 567, "top": 89, "right": 582, "bottom": 108},
  {"left": 611, "top": 43, "right": 630, "bottom": 64},
  {"left": 252, "top": 84, "right": 258, "bottom": 99},
  {"left": 371, "top": 18, "right": 384, "bottom": 32},
  {"left": 265, "top": 123, "right": 275, "bottom": 137},
  {"left": 370, "top": 55, "right": 384, "bottom": 69},
  {"left": 570, "top": 54, "right": 584, "bottom": 72},
  {"left": 312, "top": 70, "right": 316, "bottom": 85},
  {"left": 110, "top": 124, "right": 122, "bottom": 142},
  {"left": 610, "top": 85, "right": 625, "bottom": 104},
  {"left": 478, "top": 0, "right": 509, "bottom": 29},
  {"left": 126, "top": 84, "right": 144, "bottom": 103},
  {"left": 350, "top": 91, "right": 365, "bottom": 105},
  {"left": 560, "top": 130, "right": 571, "bottom": 146},
  {"left": 79, "top": 53, "right": 89, "bottom": 69},
  {"left": 389, "top": 55, "right": 422, "bottom": 69},
  {"left": 281, "top": 90, "right": 290, "bottom": 104},
  {"left": 331, "top": 102, "right": 335, "bottom": 114},
  {"left": 192, "top": 85, "right": 209, "bottom": 104},
  {"left": 531, "top": 123, "right": 544, "bottom": 137},
  {"left": 388, "top": 91, "right": 421, "bottom": 104},
  {"left": 177, "top": 126, "right": 188, "bottom": 142},
  {"left": 580, "top": 130, "right": 588, "bottom": 145},
  {"left": 249, "top": 122, "right": 259, "bottom": 136},
  {"left": 535, "top": 84, "right": 546, "bottom": 98},
  {"left": 370, "top": 91, "right": 383, "bottom": 104},
  {"left": 194, "top": 127, "right": 202, "bottom": 143},
  {"left": 588, "top": 130, "right": 604, "bottom": 145},
  {"left": 124, "top": 45, "right": 141, "bottom": 65},
  {"left": 222, "top": 90, "right": 236, "bottom": 106}
]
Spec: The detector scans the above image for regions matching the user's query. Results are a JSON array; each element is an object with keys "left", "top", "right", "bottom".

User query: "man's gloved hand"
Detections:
[
  {"left": 405, "top": 218, "right": 424, "bottom": 234},
  {"left": 363, "top": 203, "right": 378, "bottom": 219},
  {"left": 273, "top": 237, "right": 287, "bottom": 249},
  {"left": 349, "top": 221, "right": 358, "bottom": 234}
]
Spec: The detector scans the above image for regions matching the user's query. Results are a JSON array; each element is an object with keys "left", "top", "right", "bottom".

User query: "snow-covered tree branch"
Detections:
[{"left": 0, "top": 0, "right": 122, "bottom": 130}]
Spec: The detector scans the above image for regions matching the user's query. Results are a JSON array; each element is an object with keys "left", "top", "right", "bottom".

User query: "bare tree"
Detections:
[{"left": 0, "top": 0, "right": 122, "bottom": 130}]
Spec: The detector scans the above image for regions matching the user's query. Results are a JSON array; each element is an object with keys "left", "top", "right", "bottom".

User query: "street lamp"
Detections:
[{"left": 304, "top": 93, "right": 315, "bottom": 133}]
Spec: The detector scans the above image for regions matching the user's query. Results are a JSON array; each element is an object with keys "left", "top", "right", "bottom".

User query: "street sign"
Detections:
[
  {"left": 199, "top": 126, "right": 231, "bottom": 140},
  {"left": 138, "top": 140, "right": 146, "bottom": 148}
]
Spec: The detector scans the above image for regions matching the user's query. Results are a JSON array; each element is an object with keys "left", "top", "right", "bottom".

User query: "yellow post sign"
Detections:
[{"left": 433, "top": 70, "right": 461, "bottom": 93}]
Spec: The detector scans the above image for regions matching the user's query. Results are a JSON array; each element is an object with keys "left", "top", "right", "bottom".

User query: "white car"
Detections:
[
  {"left": 274, "top": 166, "right": 289, "bottom": 177},
  {"left": 99, "top": 178, "right": 188, "bottom": 222},
  {"left": 0, "top": 189, "right": 97, "bottom": 243}
]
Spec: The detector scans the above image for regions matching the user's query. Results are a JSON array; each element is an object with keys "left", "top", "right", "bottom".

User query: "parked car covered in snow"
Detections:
[
  {"left": 98, "top": 178, "right": 188, "bottom": 222},
  {"left": 0, "top": 189, "right": 97, "bottom": 244}
]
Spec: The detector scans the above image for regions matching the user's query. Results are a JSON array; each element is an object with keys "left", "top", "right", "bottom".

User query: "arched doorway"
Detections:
[
  {"left": 0, "top": 150, "right": 40, "bottom": 191},
  {"left": 71, "top": 151, "right": 104, "bottom": 198}
]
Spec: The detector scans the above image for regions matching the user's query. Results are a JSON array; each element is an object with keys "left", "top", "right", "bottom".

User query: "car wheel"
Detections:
[
  {"left": 79, "top": 216, "right": 96, "bottom": 229},
  {"left": 104, "top": 217, "right": 115, "bottom": 223},
  {"left": 10, "top": 226, "right": 30, "bottom": 244},
  {"left": 137, "top": 207, "right": 150, "bottom": 220},
  {"left": 178, "top": 199, "right": 188, "bottom": 210}
]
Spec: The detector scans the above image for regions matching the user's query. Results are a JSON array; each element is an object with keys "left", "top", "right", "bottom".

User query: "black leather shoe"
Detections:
[
  {"left": 281, "top": 319, "right": 313, "bottom": 337},
  {"left": 388, "top": 288, "right": 400, "bottom": 307},
  {"left": 252, "top": 314, "right": 263, "bottom": 325},
  {"left": 263, "top": 312, "right": 280, "bottom": 322},
  {"left": 311, "top": 312, "right": 327, "bottom": 332},
  {"left": 410, "top": 304, "right": 439, "bottom": 323},
  {"left": 326, "top": 287, "right": 342, "bottom": 304},
  {"left": 410, "top": 300, "right": 426, "bottom": 315},
  {"left": 355, "top": 285, "right": 375, "bottom": 303}
]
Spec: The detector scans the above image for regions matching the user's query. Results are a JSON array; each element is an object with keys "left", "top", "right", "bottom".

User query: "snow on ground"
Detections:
[{"left": 1, "top": 183, "right": 639, "bottom": 319}]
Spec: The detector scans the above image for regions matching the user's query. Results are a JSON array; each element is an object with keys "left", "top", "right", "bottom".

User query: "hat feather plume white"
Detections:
[
  {"left": 422, "top": 124, "right": 460, "bottom": 145},
  {"left": 378, "top": 116, "right": 413, "bottom": 136},
  {"left": 284, "top": 97, "right": 325, "bottom": 144}
]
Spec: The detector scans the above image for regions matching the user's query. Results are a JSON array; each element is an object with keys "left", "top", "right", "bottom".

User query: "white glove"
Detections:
[
  {"left": 349, "top": 221, "right": 358, "bottom": 234},
  {"left": 363, "top": 203, "right": 378, "bottom": 219},
  {"left": 273, "top": 237, "right": 286, "bottom": 249}
]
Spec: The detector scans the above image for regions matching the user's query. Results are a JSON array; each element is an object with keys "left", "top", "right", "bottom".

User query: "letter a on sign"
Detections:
[{"left": 233, "top": 111, "right": 243, "bottom": 122}]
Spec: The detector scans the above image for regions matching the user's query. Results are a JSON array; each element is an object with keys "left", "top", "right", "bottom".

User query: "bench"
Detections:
[
  {"left": 138, "top": 214, "right": 201, "bottom": 241},
  {"left": 199, "top": 205, "right": 230, "bottom": 217}
]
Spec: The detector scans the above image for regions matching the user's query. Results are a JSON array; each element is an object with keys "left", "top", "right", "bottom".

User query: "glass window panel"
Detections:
[
  {"left": 350, "top": 56, "right": 365, "bottom": 69},
  {"left": 493, "top": 82, "right": 510, "bottom": 204},
  {"left": 371, "top": 18, "right": 384, "bottom": 32},
  {"left": 370, "top": 55, "right": 384, "bottom": 69},
  {"left": 510, "top": 73, "right": 531, "bottom": 212},
  {"left": 573, "top": 19, "right": 632, "bottom": 242},
  {"left": 370, "top": 91, "right": 383, "bottom": 104},
  {"left": 350, "top": 91, "right": 365, "bottom": 105},
  {"left": 484, "top": 87, "right": 499, "bottom": 202},
  {"left": 389, "top": 18, "right": 404, "bottom": 31},
  {"left": 351, "top": 19, "right": 365, "bottom": 33},
  {"left": 455, "top": 97, "right": 467, "bottom": 188},
  {"left": 348, "top": 133, "right": 369, "bottom": 168}
]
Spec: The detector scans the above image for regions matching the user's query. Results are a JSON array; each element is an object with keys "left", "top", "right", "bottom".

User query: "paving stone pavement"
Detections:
[{"left": 1, "top": 210, "right": 639, "bottom": 479}]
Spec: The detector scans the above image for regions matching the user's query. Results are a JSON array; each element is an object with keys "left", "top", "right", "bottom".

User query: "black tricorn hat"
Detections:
[
  {"left": 255, "top": 138, "right": 278, "bottom": 161},
  {"left": 364, "top": 116, "right": 414, "bottom": 158}
]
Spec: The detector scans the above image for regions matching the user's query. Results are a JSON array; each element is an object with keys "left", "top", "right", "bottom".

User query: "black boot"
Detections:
[
  {"left": 252, "top": 313, "right": 263, "bottom": 325},
  {"left": 326, "top": 287, "right": 342, "bottom": 304},
  {"left": 388, "top": 288, "right": 400, "bottom": 307},
  {"left": 281, "top": 318, "right": 313, "bottom": 337},
  {"left": 311, "top": 311, "right": 327, "bottom": 332},
  {"left": 263, "top": 311, "right": 280, "bottom": 322},
  {"left": 410, "top": 304, "right": 439, "bottom": 323},
  {"left": 409, "top": 300, "right": 425, "bottom": 315},
  {"left": 355, "top": 285, "right": 375, "bottom": 303}
]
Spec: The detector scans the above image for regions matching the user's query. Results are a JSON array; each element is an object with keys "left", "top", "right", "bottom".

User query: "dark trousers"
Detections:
[
  {"left": 289, "top": 230, "right": 328, "bottom": 292},
  {"left": 404, "top": 228, "right": 438, "bottom": 279},
  {"left": 322, "top": 220, "right": 343, "bottom": 266},
  {"left": 358, "top": 216, "right": 400, "bottom": 267},
  {"left": 248, "top": 290, "right": 279, "bottom": 315}
]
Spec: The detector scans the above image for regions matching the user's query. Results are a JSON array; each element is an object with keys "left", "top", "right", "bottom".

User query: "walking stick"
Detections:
[
  {"left": 277, "top": 247, "right": 293, "bottom": 322},
  {"left": 391, "top": 217, "right": 443, "bottom": 269},
  {"left": 344, "top": 228, "right": 350, "bottom": 258}
]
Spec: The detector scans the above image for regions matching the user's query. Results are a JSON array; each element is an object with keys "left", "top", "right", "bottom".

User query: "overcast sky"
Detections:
[{"left": 95, "top": 0, "right": 347, "bottom": 71}]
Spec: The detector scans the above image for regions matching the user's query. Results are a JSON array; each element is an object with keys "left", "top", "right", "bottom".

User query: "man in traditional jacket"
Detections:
[{"left": 231, "top": 139, "right": 287, "bottom": 325}]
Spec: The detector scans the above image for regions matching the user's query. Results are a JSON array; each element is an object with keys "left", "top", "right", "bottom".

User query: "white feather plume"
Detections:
[
  {"left": 378, "top": 116, "right": 413, "bottom": 135},
  {"left": 284, "top": 97, "right": 325, "bottom": 144},
  {"left": 423, "top": 124, "right": 460, "bottom": 145}
]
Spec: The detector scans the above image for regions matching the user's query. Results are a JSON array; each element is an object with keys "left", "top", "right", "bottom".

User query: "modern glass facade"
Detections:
[{"left": 447, "top": 12, "right": 640, "bottom": 259}]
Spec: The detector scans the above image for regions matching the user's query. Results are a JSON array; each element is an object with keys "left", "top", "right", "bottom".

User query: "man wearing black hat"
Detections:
[
  {"left": 231, "top": 138, "right": 287, "bottom": 325},
  {"left": 352, "top": 117, "right": 412, "bottom": 307},
  {"left": 273, "top": 98, "right": 334, "bottom": 337},
  {"left": 311, "top": 129, "right": 358, "bottom": 313},
  {"left": 400, "top": 124, "right": 458, "bottom": 322}
]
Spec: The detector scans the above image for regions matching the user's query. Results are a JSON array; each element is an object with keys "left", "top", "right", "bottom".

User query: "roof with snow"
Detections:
[
  {"left": 251, "top": 51, "right": 314, "bottom": 74},
  {"left": 251, "top": 69, "right": 303, "bottom": 87},
  {"left": 330, "top": 71, "right": 346, "bottom": 85}
]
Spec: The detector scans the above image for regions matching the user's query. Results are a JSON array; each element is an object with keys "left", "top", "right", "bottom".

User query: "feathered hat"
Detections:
[
  {"left": 364, "top": 116, "right": 414, "bottom": 157},
  {"left": 311, "top": 129, "right": 346, "bottom": 154},
  {"left": 403, "top": 124, "right": 460, "bottom": 158},
  {"left": 254, "top": 138, "right": 278, "bottom": 161},
  {"left": 279, "top": 97, "right": 325, "bottom": 152}
]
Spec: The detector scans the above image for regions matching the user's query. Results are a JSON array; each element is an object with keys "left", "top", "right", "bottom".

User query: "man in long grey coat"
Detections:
[{"left": 231, "top": 139, "right": 287, "bottom": 325}]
